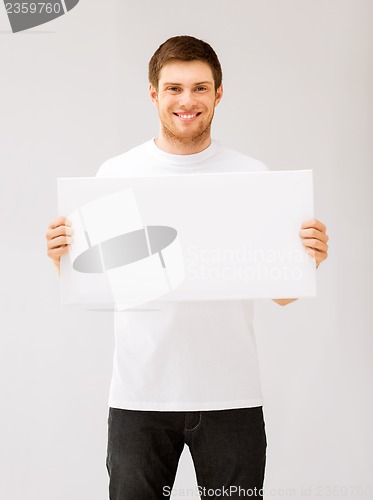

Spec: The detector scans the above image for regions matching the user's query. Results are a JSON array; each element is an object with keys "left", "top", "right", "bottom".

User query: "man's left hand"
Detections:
[{"left": 299, "top": 218, "right": 329, "bottom": 268}]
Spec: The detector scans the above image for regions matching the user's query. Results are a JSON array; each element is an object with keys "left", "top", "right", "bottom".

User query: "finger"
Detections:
[
  {"left": 299, "top": 227, "right": 329, "bottom": 243},
  {"left": 302, "top": 238, "right": 329, "bottom": 253},
  {"left": 47, "top": 245, "right": 70, "bottom": 258},
  {"left": 47, "top": 235, "right": 73, "bottom": 250},
  {"left": 46, "top": 225, "right": 73, "bottom": 242},
  {"left": 48, "top": 216, "right": 70, "bottom": 229},
  {"left": 53, "top": 225, "right": 73, "bottom": 237},
  {"left": 301, "top": 218, "right": 326, "bottom": 233}
]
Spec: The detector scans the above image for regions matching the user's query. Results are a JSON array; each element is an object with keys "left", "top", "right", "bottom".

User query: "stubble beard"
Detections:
[{"left": 160, "top": 109, "right": 215, "bottom": 148}]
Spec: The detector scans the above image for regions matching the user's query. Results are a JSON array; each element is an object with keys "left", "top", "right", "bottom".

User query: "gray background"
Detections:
[{"left": 0, "top": 1, "right": 372, "bottom": 499}]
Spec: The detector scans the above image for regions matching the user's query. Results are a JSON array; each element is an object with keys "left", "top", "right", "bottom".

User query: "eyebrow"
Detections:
[{"left": 162, "top": 81, "right": 213, "bottom": 87}]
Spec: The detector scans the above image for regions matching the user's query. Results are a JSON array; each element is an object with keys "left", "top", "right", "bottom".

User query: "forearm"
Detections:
[
  {"left": 272, "top": 262, "right": 320, "bottom": 306},
  {"left": 272, "top": 298, "right": 298, "bottom": 306}
]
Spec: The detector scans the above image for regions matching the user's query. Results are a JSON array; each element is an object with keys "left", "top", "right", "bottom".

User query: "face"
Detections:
[{"left": 149, "top": 60, "right": 223, "bottom": 150}]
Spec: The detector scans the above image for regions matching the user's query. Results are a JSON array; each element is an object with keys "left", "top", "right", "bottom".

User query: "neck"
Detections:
[{"left": 155, "top": 126, "right": 212, "bottom": 155}]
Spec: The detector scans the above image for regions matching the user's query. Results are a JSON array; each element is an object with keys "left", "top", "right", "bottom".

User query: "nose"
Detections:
[{"left": 178, "top": 90, "right": 198, "bottom": 108}]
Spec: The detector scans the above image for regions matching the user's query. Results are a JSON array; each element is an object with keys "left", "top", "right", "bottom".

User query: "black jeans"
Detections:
[{"left": 106, "top": 406, "right": 267, "bottom": 499}]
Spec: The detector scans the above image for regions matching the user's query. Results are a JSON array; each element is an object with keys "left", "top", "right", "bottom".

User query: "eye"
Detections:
[
  {"left": 167, "top": 87, "right": 181, "bottom": 93},
  {"left": 195, "top": 86, "right": 207, "bottom": 92}
]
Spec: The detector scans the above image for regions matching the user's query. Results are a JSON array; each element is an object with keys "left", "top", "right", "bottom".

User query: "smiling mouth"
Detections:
[{"left": 173, "top": 112, "right": 202, "bottom": 121}]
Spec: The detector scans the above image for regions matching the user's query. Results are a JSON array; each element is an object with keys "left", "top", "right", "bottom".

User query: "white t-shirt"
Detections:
[{"left": 96, "top": 139, "right": 268, "bottom": 411}]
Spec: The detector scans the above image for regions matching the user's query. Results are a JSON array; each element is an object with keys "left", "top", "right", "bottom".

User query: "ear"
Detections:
[
  {"left": 149, "top": 84, "right": 159, "bottom": 107},
  {"left": 215, "top": 84, "right": 223, "bottom": 107}
]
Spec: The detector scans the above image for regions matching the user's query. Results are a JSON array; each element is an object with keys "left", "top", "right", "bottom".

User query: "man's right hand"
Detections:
[{"left": 46, "top": 216, "right": 73, "bottom": 275}]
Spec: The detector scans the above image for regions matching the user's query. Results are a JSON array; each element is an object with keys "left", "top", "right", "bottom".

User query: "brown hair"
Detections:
[{"left": 148, "top": 35, "right": 223, "bottom": 91}]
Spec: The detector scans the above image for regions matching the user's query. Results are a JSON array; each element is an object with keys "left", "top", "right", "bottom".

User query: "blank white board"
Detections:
[{"left": 58, "top": 171, "right": 316, "bottom": 308}]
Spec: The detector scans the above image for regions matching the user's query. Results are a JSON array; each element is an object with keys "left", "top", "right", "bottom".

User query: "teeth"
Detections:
[{"left": 179, "top": 114, "right": 196, "bottom": 119}]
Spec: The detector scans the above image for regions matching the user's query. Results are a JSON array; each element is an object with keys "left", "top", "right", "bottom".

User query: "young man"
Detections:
[{"left": 46, "top": 36, "right": 329, "bottom": 499}]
